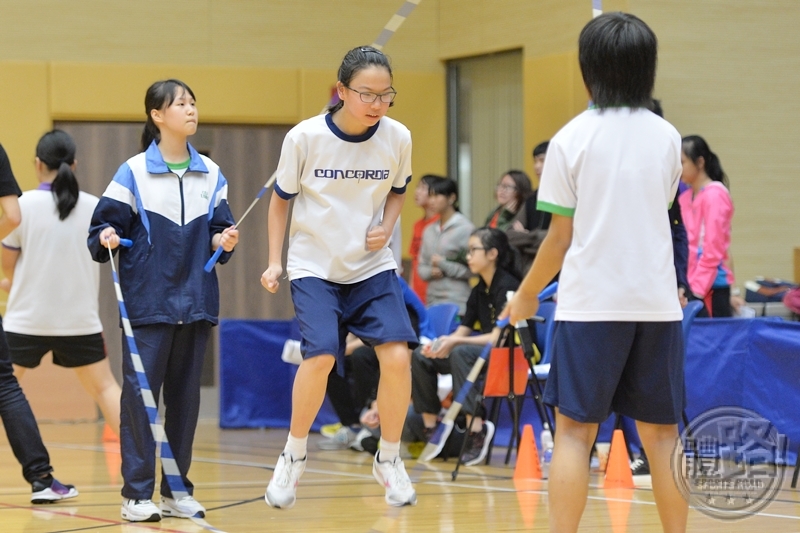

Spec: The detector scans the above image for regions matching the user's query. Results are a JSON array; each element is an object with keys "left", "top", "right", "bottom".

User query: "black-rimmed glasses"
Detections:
[{"left": 344, "top": 86, "right": 397, "bottom": 104}]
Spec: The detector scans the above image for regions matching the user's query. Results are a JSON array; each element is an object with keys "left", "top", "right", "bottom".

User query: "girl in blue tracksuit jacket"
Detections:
[{"left": 88, "top": 79, "right": 238, "bottom": 523}]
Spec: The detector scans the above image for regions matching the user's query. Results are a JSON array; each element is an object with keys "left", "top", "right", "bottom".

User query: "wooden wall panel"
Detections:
[{"left": 632, "top": 0, "right": 800, "bottom": 283}]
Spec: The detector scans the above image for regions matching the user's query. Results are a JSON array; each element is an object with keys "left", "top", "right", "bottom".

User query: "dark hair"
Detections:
[
  {"left": 501, "top": 170, "right": 533, "bottom": 209},
  {"left": 532, "top": 141, "right": 549, "bottom": 158},
  {"left": 141, "top": 79, "right": 196, "bottom": 151},
  {"left": 471, "top": 227, "right": 521, "bottom": 280},
  {"left": 682, "top": 135, "right": 728, "bottom": 188},
  {"left": 427, "top": 176, "right": 459, "bottom": 210},
  {"left": 650, "top": 98, "right": 663, "bottom": 117},
  {"left": 328, "top": 46, "right": 394, "bottom": 114},
  {"left": 37, "top": 130, "right": 78, "bottom": 220},
  {"left": 419, "top": 174, "right": 445, "bottom": 188},
  {"left": 579, "top": 12, "right": 657, "bottom": 109}
]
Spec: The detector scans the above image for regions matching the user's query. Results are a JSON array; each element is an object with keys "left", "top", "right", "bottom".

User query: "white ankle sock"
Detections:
[
  {"left": 378, "top": 439, "right": 400, "bottom": 462},
  {"left": 284, "top": 434, "right": 308, "bottom": 461}
]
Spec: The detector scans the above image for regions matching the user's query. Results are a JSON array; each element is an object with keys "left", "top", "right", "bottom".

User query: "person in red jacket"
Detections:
[{"left": 408, "top": 174, "right": 441, "bottom": 304}]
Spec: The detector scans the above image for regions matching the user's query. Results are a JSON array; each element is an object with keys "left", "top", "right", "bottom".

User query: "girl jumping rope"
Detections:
[
  {"left": 262, "top": 46, "right": 418, "bottom": 509},
  {"left": 88, "top": 79, "right": 238, "bottom": 523},
  {"left": 1, "top": 129, "right": 121, "bottom": 437}
]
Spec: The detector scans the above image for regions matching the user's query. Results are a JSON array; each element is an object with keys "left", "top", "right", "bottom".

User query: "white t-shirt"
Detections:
[
  {"left": 274, "top": 113, "right": 412, "bottom": 283},
  {"left": 538, "top": 108, "right": 683, "bottom": 322},
  {"left": 2, "top": 188, "right": 103, "bottom": 335}
]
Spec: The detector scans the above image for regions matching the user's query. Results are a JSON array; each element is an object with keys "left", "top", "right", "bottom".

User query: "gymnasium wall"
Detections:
[
  {"left": 631, "top": 0, "right": 800, "bottom": 285},
  {"left": 438, "top": 0, "right": 800, "bottom": 284},
  {"left": 0, "top": 0, "right": 796, "bottom": 285},
  {"left": 0, "top": 0, "right": 446, "bottom": 260}
]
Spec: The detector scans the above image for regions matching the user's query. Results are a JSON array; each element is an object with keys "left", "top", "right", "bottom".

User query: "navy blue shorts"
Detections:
[
  {"left": 543, "top": 321, "right": 684, "bottom": 425},
  {"left": 291, "top": 270, "right": 418, "bottom": 367}
]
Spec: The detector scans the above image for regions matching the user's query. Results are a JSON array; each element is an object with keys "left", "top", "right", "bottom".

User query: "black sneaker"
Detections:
[
  {"left": 31, "top": 477, "right": 79, "bottom": 504},
  {"left": 630, "top": 456, "right": 650, "bottom": 476},
  {"left": 460, "top": 421, "right": 496, "bottom": 466}
]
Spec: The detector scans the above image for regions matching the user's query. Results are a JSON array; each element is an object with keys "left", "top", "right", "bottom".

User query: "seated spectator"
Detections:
[
  {"left": 417, "top": 177, "right": 474, "bottom": 314},
  {"left": 411, "top": 228, "right": 522, "bottom": 466},
  {"left": 409, "top": 175, "right": 442, "bottom": 304},
  {"left": 484, "top": 170, "right": 532, "bottom": 231},
  {"left": 507, "top": 145, "right": 552, "bottom": 273}
]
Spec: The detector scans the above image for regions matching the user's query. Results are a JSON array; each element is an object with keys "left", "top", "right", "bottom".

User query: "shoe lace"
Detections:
[
  {"left": 384, "top": 458, "right": 411, "bottom": 490},
  {"left": 275, "top": 454, "right": 301, "bottom": 488},
  {"left": 630, "top": 458, "right": 645, "bottom": 470}
]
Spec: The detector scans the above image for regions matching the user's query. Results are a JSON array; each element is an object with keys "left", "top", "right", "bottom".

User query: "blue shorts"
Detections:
[
  {"left": 290, "top": 270, "right": 418, "bottom": 368},
  {"left": 543, "top": 321, "right": 684, "bottom": 425}
]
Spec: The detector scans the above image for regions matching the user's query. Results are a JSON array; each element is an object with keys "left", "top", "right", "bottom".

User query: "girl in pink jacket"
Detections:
[{"left": 678, "top": 135, "right": 734, "bottom": 317}]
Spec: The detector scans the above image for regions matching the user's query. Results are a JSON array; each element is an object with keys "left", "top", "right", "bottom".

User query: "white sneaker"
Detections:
[
  {"left": 349, "top": 427, "right": 373, "bottom": 452},
  {"left": 266, "top": 452, "right": 306, "bottom": 509},
  {"left": 372, "top": 453, "right": 417, "bottom": 507},
  {"left": 160, "top": 495, "right": 206, "bottom": 518},
  {"left": 121, "top": 498, "right": 161, "bottom": 522}
]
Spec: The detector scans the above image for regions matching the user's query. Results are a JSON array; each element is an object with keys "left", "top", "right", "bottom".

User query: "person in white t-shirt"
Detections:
[
  {"left": 261, "top": 46, "right": 418, "bottom": 509},
  {"left": 503, "top": 13, "right": 688, "bottom": 533},
  {"left": 0, "top": 130, "right": 121, "bottom": 437}
]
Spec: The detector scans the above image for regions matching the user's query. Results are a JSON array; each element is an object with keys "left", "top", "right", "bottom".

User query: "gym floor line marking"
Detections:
[
  {"left": 26, "top": 443, "right": 800, "bottom": 523},
  {"left": 0, "top": 502, "right": 189, "bottom": 533}
]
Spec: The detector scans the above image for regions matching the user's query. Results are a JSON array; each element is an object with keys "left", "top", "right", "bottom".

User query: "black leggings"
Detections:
[{"left": 696, "top": 287, "right": 732, "bottom": 318}]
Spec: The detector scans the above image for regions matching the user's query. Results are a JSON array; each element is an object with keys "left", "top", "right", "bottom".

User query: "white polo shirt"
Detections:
[
  {"left": 538, "top": 107, "right": 683, "bottom": 322},
  {"left": 275, "top": 113, "right": 412, "bottom": 284},
  {"left": 2, "top": 187, "right": 103, "bottom": 335}
]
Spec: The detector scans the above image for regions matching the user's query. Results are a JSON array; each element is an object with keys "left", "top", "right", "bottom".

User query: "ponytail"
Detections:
[
  {"left": 141, "top": 116, "right": 161, "bottom": 152},
  {"left": 704, "top": 152, "right": 728, "bottom": 188},
  {"left": 36, "top": 130, "right": 79, "bottom": 220},
  {"left": 52, "top": 162, "right": 79, "bottom": 220}
]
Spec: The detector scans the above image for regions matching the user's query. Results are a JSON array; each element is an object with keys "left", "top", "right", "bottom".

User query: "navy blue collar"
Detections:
[
  {"left": 325, "top": 113, "right": 380, "bottom": 143},
  {"left": 145, "top": 141, "right": 209, "bottom": 174}
]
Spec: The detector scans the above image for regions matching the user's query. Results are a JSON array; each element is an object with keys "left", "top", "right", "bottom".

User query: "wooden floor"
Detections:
[{"left": 1, "top": 420, "right": 798, "bottom": 532}]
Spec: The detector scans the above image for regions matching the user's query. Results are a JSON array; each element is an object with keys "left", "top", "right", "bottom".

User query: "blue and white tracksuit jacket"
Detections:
[{"left": 88, "top": 141, "right": 235, "bottom": 326}]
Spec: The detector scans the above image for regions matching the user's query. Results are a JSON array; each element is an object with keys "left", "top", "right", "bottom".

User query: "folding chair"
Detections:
[
  {"left": 426, "top": 303, "right": 460, "bottom": 337},
  {"left": 451, "top": 321, "right": 528, "bottom": 480}
]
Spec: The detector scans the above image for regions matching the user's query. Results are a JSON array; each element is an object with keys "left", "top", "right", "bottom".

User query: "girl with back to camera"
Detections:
[
  {"left": 678, "top": 135, "right": 735, "bottom": 317},
  {"left": 261, "top": 46, "right": 418, "bottom": 509},
  {"left": 88, "top": 79, "right": 239, "bottom": 523},
  {"left": 1, "top": 130, "right": 121, "bottom": 438}
]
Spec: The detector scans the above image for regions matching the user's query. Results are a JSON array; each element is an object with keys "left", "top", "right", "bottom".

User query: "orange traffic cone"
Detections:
[
  {"left": 603, "top": 429, "right": 634, "bottom": 489},
  {"left": 514, "top": 424, "right": 542, "bottom": 480},
  {"left": 102, "top": 423, "right": 119, "bottom": 443}
]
